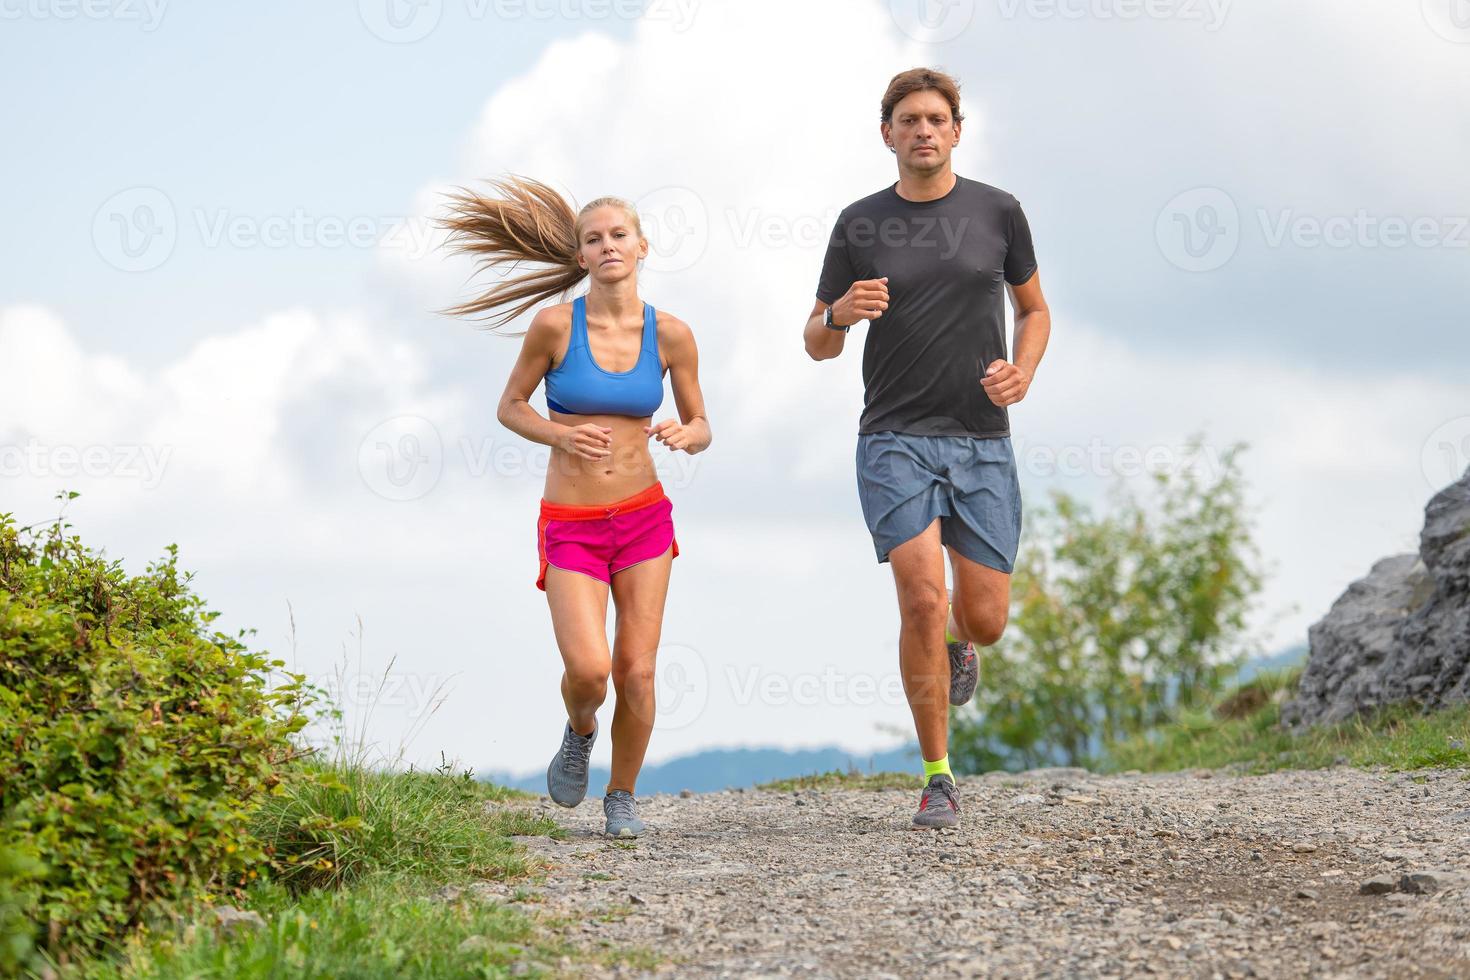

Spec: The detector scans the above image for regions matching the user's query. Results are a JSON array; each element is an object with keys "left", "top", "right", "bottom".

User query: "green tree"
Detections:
[{"left": 950, "top": 437, "right": 1266, "bottom": 771}]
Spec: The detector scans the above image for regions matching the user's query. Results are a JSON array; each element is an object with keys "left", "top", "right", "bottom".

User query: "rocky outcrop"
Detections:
[{"left": 1281, "top": 467, "right": 1470, "bottom": 729}]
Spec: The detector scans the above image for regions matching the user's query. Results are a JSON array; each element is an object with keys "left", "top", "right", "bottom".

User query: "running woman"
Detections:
[
  {"left": 438, "top": 176, "right": 711, "bottom": 838},
  {"left": 804, "top": 69, "right": 1052, "bottom": 829}
]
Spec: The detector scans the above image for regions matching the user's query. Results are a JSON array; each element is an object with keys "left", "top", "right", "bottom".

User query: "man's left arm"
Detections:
[{"left": 982, "top": 271, "right": 1051, "bottom": 408}]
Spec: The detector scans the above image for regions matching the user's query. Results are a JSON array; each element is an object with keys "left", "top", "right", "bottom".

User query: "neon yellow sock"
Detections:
[{"left": 922, "top": 755, "right": 952, "bottom": 782}]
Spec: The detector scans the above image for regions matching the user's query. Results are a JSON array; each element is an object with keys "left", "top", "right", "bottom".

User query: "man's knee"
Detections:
[
  {"left": 897, "top": 581, "right": 948, "bottom": 628},
  {"left": 955, "top": 602, "right": 1008, "bottom": 647}
]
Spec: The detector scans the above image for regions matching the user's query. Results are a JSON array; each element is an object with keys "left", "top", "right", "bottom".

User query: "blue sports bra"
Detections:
[{"left": 544, "top": 295, "right": 664, "bottom": 417}]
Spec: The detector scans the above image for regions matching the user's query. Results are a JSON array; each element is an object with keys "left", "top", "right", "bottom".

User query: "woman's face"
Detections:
[{"left": 577, "top": 205, "right": 647, "bottom": 284}]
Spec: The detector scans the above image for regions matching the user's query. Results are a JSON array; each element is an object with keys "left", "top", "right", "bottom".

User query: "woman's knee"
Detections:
[
  {"left": 564, "top": 658, "right": 611, "bottom": 701},
  {"left": 611, "top": 655, "right": 656, "bottom": 695}
]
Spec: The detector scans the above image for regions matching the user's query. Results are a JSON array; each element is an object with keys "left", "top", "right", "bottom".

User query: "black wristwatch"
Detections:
[{"left": 823, "top": 306, "right": 850, "bottom": 332}]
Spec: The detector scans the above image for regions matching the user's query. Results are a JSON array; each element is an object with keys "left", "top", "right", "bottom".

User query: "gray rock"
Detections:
[
  {"left": 1399, "top": 870, "right": 1469, "bottom": 894},
  {"left": 1009, "top": 794, "right": 1047, "bottom": 807},
  {"left": 1359, "top": 875, "right": 1397, "bottom": 895},
  {"left": 211, "top": 905, "right": 266, "bottom": 937},
  {"left": 1282, "top": 467, "right": 1470, "bottom": 728}
]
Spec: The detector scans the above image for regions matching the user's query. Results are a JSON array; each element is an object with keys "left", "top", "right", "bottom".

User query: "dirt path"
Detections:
[{"left": 507, "top": 767, "right": 1470, "bottom": 978}]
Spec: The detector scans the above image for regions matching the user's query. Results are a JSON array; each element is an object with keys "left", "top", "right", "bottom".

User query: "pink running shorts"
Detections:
[{"left": 536, "top": 481, "right": 679, "bottom": 591}]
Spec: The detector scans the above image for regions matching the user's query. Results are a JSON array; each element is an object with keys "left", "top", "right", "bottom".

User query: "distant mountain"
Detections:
[
  {"left": 482, "top": 743, "right": 921, "bottom": 796},
  {"left": 1236, "top": 642, "right": 1307, "bottom": 683}
]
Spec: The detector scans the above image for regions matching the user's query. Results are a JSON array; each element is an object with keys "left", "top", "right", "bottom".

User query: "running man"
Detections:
[
  {"left": 804, "top": 69, "right": 1052, "bottom": 829},
  {"left": 439, "top": 177, "right": 711, "bottom": 837}
]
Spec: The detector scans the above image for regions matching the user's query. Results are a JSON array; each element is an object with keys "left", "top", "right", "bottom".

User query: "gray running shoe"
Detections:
[
  {"left": 603, "top": 790, "right": 645, "bottom": 838},
  {"left": 546, "top": 720, "right": 596, "bottom": 808},
  {"left": 912, "top": 773, "right": 961, "bottom": 829},
  {"left": 948, "top": 639, "right": 978, "bottom": 706}
]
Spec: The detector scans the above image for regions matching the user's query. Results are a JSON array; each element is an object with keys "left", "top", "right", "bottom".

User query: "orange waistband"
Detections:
[{"left": 539, "top": 482, "right": 667, "bottom": 521}]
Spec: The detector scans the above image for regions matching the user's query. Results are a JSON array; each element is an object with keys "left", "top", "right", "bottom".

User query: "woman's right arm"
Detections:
[{"left": 496, "top": 308, "right": 612, "bottom": 460}]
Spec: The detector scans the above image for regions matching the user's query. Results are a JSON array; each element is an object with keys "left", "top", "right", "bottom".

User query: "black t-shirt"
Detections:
[{"left": 816, "top": 175, "right": 1037, "bottom": 439}]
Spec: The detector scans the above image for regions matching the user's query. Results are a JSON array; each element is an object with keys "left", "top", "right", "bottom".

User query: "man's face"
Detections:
[{"left": 882, "top": 89, "right": 960, "bottom": 175}]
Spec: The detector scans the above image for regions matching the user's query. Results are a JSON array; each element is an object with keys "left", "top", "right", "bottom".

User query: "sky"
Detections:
[{"left": 2, "top": 0, "right": 1468, "bottom": 778}]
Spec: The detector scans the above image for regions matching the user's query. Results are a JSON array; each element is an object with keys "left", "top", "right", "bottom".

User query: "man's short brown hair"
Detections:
[{"left": 881, "top": 67, "right": 964, "bottom": 126}]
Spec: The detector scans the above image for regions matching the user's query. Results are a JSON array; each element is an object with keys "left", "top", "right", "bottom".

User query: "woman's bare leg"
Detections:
[{"left": 605, "top": 546, "right": 674, "bottom": 794}]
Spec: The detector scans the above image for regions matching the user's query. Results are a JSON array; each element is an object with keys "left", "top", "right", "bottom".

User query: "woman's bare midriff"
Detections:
[{"left": 543, "top": 410, "right": 660, "bottom": 505}]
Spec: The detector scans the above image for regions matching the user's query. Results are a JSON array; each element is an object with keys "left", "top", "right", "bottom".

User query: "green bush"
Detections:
[
  {"left": 950, "top": 437, "right": 1267, "bottom": 770},
  {"left": 0, "top": 500, "right": 314, "bottom": 964},
  {"left": 0, "top": 842, "right": 45, "bottom": 975}
]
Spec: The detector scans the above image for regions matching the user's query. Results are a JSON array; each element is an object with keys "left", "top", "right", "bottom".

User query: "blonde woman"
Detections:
[{"left": 439, "top": 177, "right": 711, "bottom": 837}]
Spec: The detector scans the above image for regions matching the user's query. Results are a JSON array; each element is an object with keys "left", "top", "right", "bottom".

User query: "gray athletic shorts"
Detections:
[{"left": 855, "top": 431, "right": 1022, "bottom": 573}]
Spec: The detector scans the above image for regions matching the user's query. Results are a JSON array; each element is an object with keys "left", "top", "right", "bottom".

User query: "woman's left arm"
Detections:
[{"left": 645, "top": 313, "right": 712, "bottom": 454}]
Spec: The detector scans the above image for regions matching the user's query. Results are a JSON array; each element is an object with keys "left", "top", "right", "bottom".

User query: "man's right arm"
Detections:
[
  {"left": 803, "top": 279, "right": 890, "bottom": 361},
  {"left": 804, "top": 298, "right": 845, "bottom": 361}
]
